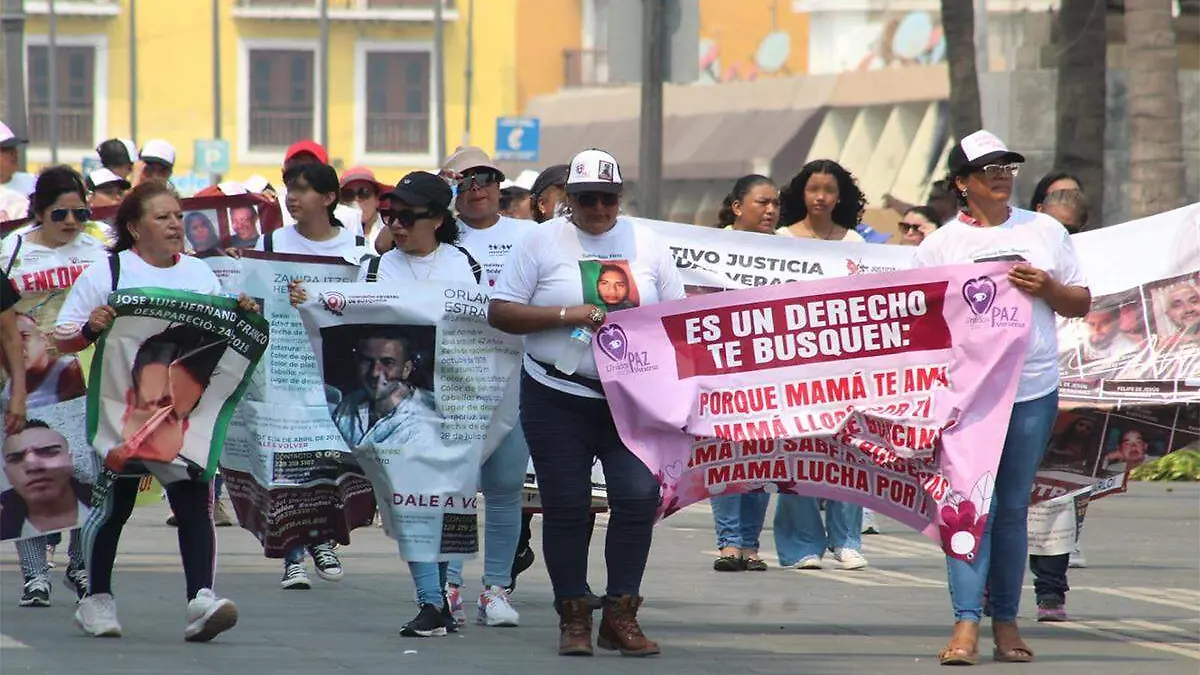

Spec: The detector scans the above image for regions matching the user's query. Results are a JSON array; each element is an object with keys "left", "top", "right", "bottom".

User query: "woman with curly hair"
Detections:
[{"left": 777, "top": 160, "right": 867, "bottom": 242}]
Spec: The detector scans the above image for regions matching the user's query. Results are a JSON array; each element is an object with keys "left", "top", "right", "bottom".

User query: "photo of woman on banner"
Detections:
[
  {"left": 183, "top": 211, "right": 220, "bottom": 255},
  {"left": 325, "top": 324, "right": 438, "bottom": 450},
  {"left": 0, "top": 419, "right": 92, "bottom": 540},
  {"left": 1041, "top": 414, "right": 1102, "bottom": 475},
  {"left": 103, "top": 324, "right": 227, "bottom": 474}
]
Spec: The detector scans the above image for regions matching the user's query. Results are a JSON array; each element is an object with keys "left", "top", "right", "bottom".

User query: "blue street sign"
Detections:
[
  {"left": 494, "top": 117, "right": 540, "bottom": 163},
  {"left": 81, "top": 156, "right": 102, "bottom": 175},
  {"left": 194, "top": 139, "right": 231, "bottom": 175}
]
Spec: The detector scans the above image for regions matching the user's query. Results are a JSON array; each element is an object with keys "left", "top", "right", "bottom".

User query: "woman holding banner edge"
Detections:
[
  {"left": 915, "top": 131, "right": 1090, "bottom": 665},
  {"left": 54, "top": 180, "right": 261, "bottom": 642},
  {"left": 489, "top": 149, "right": 685, "bottom": 657}
]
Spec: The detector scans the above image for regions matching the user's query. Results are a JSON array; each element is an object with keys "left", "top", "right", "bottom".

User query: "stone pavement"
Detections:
[{"left": 1, "top": 483, "right": 1197, "bottom": 675}]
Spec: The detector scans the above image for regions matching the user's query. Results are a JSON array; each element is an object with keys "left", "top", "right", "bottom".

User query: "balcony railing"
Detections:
[
  {"left": 234, "top": 0, "right": 457, "bottom": 20},
  {"left": 248, "top": 109, "right": 314, "bottom": 150},
  {"left": 563, "top": 48, "right": 610, "bottom": 88},
  {"left": 27, "top": 107, "right": 94, "bottom": 147},
  {"left": 23, "top": 0, "right": 120, "bottom": 16},
  {"left": 365, "top": 113, "right": 431, "bottom": 155}
]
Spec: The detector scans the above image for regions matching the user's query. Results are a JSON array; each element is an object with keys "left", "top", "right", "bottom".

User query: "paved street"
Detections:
[{"left": 1, "top": 483, "right": 1197, "bottom": 675}]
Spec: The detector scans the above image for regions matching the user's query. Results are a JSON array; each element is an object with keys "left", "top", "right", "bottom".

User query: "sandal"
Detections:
[
  {"left": 938, "top": 621, "right": 980, "bottom": 666},
  {"left": 992, "top": 622, "right": 1034, "bottom": 663},
  {"left": 743, "top": 557, "right": 768, "bottom": 572},
  {"left": 713, "top": 555, "right": 744, "bottom": 572}
]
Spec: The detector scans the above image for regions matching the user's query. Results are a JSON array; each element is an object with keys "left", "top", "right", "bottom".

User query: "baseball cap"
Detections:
[
  {"left": 379, "top": 171, "right": 452, "bottom": 211},
  {"left": 284, "top": 140, "right": 329, "bottom": 165},
  {"left": 530, "top": 164, "right": 569, "bottom": 198},
  {"left": 339, "top": 166, "right": 390, "bottom": 195},
  {"left": 242, "top": 175, "right": 272, "bottom": 194},
  {"left": 947, "top": 130, "right": 1026, "bottom": 176},
  {"left": 0, "top": 121, "right": 27, "bottom": 149},
  {"left": 86, "top": 168, "right": 131, "bottom": 192},
  {"left": 140, "top": 139, "right": 176, "bottom": 167},
  {"left": 442, "top": 146, "right": 505, "bottom": 180},
  {"left": 566, "top": 149, "right": 623, "bottom": 195},
  {"left": 97, "top": 138, "right": 138, "bottom": 167}
]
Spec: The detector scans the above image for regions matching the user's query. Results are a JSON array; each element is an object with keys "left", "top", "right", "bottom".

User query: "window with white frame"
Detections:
[
  {"left": 364, "top": 50, "right": 431, "bottom": 154},
  {"left": 248, "top": 48, "right": 315, "bottom": 150},
  {"left": 27, "top": 44, "right": 96, "bottom": 147}
]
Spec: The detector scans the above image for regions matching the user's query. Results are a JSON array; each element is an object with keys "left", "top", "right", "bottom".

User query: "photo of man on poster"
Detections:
[
  {"left": 1, "top": 420, "right": 91, "bottom": 540},
  {"left": 329, "top": 326, "right": 438, "bottom": 449}
]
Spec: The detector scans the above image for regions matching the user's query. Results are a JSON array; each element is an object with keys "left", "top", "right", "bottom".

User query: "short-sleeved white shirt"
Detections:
[
  {"left": 914, "top": 208, "right": 1088, "bottom": 402},
  {"left": 358, "top": 244, "right": 488, "bottom": 287},
  {"left": 56, "top": 250, "right": 223, "bottom": 330},
  {"left": 456, "top": 216, "right": 537, "bottom": 288},
  {"left": 255, "top": 225, "right": 366, "bottom": 261},
  {"left": 492, "top": 216, "right": 686, "bottom": 398}
]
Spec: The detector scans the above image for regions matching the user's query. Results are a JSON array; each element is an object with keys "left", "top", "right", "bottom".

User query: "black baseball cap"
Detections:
[
  {"left": 947, "top": 130, "right": 1026, "bottom": 176},
  {"left": 379, "top": 171, "right": 452, "bottom": 211},
  {"left": 530, "top": 164, "right": 569, "bottom": 198}
]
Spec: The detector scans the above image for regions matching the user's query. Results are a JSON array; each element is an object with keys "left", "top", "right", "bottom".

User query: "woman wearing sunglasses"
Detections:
[
  {"left": 1, "top": 166, "right": 109, "bottom": 609},
  {"left": 898, "top": 205, "right": 941, "bottom": 246},
  {"left": 55, "top": 180, "right": 259, "bottom": 642},
  {"left": 489, "top": 149, "right": 684, "bottom": 657},
  {"left": 915, "top": 131, "right": 1091, "bottom": 666}
]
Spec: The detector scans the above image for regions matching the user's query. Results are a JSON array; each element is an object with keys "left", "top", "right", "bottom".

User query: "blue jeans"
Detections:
[
  {"left": 773, "top": 496, "right": 862, "bottom": 566},
  {"left": 409, "top": 559, "right": 450, "bottom": 607},
  {"left": 520, "top": 372, "right": 660, "bottom": 600},
  {"left": 947, "top": 390, "right": 1059, "bottom": 623},
  {"left": 711, "top": 492, "right": 770, "bottom": 550},
  {"left": 446, "top": 424, "right": 529, "bottom": 589}
]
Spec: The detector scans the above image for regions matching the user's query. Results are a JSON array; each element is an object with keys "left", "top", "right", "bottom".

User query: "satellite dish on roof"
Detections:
[{"left": 754, "top": 32, "right": 790, "bottom": 74}]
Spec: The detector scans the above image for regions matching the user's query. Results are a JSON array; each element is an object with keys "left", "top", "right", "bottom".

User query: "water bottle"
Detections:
[{"left": 555, "top": 326, "right": 596, "bottom": 376}]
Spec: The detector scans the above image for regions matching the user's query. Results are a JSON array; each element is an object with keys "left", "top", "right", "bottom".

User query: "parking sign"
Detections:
[{"left": 194, "top": 139, "right": 231, "bottom": 175}]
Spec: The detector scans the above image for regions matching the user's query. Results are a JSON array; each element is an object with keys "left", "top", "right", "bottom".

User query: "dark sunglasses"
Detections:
[
  {"left": 456, "top": 172, "right": 499, "bottom": 192},
  {"left": 380, "top": 209, "right": 437, "bottom": 228},
  {"left": 50, "top": 207, "right": 92, "bottom": 223},
  {"left": 340, "top": 186, "right": 376, "bottom": 201},
  {"left": 899, "top": 222, "right": 925, "bottom": 233},
  {"left": 575, "top": 192, "right": 620, "bottom": 208}
]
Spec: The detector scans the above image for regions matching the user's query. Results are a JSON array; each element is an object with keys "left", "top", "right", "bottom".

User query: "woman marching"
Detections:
[
  {"left": 3, "top": 166, "right": 108, "bottom": 608},
  {"left": 289, "top": 171, "right": 490, "bottom": 637},
  {"left": 915, "top": 131, "right": 1090, "bottom": 665},
  {"left": 489, "top": 149, "right": 684, "bottom": 656},
  {"left": 55, "top": 180, "right": 260, "bottom": 641}
]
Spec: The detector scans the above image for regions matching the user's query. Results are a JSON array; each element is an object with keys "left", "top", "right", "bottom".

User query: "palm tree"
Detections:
[
  {"left": 940, "top": 0, "right": 982, "bottom": 138},
  {"left": 1055, "top": 0, "right": 1107, "bottom": 228},
  {"left": 1126, "top": 0, "right": 1187, "bottom": 218}
]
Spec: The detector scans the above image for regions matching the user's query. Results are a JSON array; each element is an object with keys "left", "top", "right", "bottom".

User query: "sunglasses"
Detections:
[
  {"left": 575, "top": 193, "right": 620, "bottom": 208},
  {"left": 977, "top": 163, "right": 1021, "bottom": 179},
  {"left": 4, "top": 445, "right": 64, "bottom": 465},
  {"left": 340, "top": 186, "right": 376, "bottom": 201},
  {"left": 899, "top": 222, "right": 925, "bottom": 234},
  {"left": 50, "top": 207, "right": 92, "bottom": 223},
  {"left": 381, "top": 209, "right": 437, "bottom": 228},
  {"left": 456, "top": 172, "right": 499, "bottom": 192}
]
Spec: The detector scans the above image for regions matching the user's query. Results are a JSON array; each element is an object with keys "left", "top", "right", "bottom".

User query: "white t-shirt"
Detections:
[
  {"left": 56, "top": 250, "right": 222, "bottom": 330},
  {"left": 2, "top": 231, "right": 108, "bottom": 284},
  {"left": 1, "top": 172, "right": 37, "bottom": 197},
  {"left": 358, "top": 244, "right": 487, "bottom": 286},
  {"left": 0, "top": 186, "right": 29, "bottom": 221},
  {"left": 277, "top": 187, "right": 364, "bottom": 238},
  {"left": 492, "top": 215, "right": 686, "bottom": 398},
  {"left": 255, "top": 224, "right": 367, "bottom": 262},
  {"left": 914, "top": 208, "right": 1088, "bottom": 402},
  {"left": 456, "top": 215, "right": 537, "bottom": 287},
  {"left": 778, "top": 225, "right": 866, "bottom": 242}
]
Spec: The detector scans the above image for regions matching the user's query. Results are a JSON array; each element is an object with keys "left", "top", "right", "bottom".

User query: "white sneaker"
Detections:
[
  {"left": 476, "top": 585, "right": 519, "bottom": 627},
  {"left": 833, "top": 548, "right": 869, "bottom": 570},
  {"left": 74, "top": 594, "right": 122, "bottom": 637},
  {"left": 793, "top": 554, "right": 823, "bottom": 570},
  {"left": 1069, "top": 543, "right": 1088, "bottom": 569},
  {"left": 184, "top": 588, "right": 238, "bottom": 642}
]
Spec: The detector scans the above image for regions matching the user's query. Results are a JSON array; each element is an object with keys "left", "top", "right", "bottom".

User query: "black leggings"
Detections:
[{"left": 82, "top": 474, "right": 216, "bottom": 601}]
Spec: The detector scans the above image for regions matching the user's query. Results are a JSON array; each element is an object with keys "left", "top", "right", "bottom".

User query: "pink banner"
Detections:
[{"left": 597, "top": 263, "right": 1032, "bottom": 561}]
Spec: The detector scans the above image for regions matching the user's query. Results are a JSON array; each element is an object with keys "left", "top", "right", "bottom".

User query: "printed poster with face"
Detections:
[
  {"left": 297, "top": 281, "right": 521, "bottom": 562},
  {"left": 86, "top": 289, "right": 268, "bottom": 486}
]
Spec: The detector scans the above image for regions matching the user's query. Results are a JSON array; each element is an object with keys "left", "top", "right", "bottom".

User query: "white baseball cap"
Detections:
[
  {"left": 566, "top": 148, "right": 623, "bottom": 195},
  {"left": 0, "top": 121, "right": 27, "bottom": 149},
  {"left": 140, "top": 139, "right": 176, "bottom": 167},
  {"left": 242, "top": 175, "right": 272, "bottom": 194},
  {"left": 86, "top": 168, "right": 131, "bottom": 191}
]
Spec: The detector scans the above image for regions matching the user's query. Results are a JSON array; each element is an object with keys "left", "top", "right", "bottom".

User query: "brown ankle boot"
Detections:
[
  {"left": 557, "top": 598, "right": 594, "bottom": 656},
  {"left": 597, "top": 595, "right": 660, "bottom": 656}
]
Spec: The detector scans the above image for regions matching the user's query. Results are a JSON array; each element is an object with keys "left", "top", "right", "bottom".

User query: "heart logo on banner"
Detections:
[
  {"left": 961, "top": 276, "right": 997, "bottom": 316},
  {"left": 597, "top": 324, "right": 628, "bottom": 362}
]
